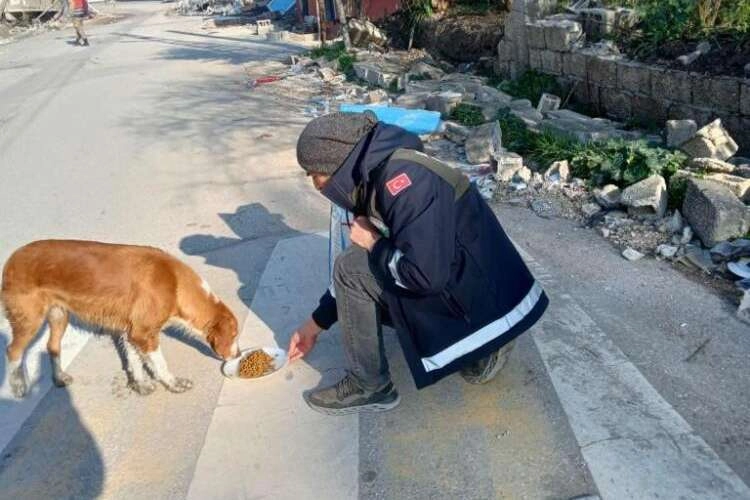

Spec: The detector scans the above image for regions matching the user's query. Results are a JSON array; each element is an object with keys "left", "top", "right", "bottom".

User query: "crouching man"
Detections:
[{"left": 287, "top": 111, "right": 548, "bottom": 415}]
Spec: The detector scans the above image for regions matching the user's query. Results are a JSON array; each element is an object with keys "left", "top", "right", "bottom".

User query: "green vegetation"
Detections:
[
  {"left": 623, "top": 0, "right": 750, "bottom": 56},
  {"left": 496, "top": 111, "right": 688, "bottom": 192},
  {"left": 496, "top": 70, "right": 562, "bottom": 107},
  {"left": 309, "top": 41, "right": 347, "bottom": 61},
  {"left": 337, "top": 53, "right": 356, "bottom": 80},
  {"left": 451, "top": 0, "right": 508, "bottom": 15},
  {"left": 451, "top": 103, "right": 486, "bottom": 126}
]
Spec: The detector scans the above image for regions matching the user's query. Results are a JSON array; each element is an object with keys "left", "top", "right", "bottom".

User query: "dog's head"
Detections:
[{"left": 206, "top": 303, "right": 239, "bottom": 360}]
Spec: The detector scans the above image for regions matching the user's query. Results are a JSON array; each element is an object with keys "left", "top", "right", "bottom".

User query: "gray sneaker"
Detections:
[
  {"left": 461, "top": 340, "right": 516, "bottom": 385},
  {"left": 304, "top": 374, "right": 400, "bottom": 415}
]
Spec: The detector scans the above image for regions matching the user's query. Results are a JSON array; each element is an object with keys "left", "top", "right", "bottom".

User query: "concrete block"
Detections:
[
  {"left": 617, "top": 60, "right": 650, "bottom": 94},
  {"left": 703, "top": 173, "right": 750, "bottom": 202},
  {"left": 631, "top": 94, "right": 668, "bottom": 126},
  {"left": 666, "top": 119, "right": 697, "bottom": 148},
  {"left": 691, "top": 75, "right": 712, "bottom": 109},
  {"left": 683, "top": 178, "right": 750, "bottom": 247},
  {"left": 497, "top": 40, "right": 514, "bottom": 62},
  {"left": 562, "top": 51, "right": 587, "bottom": 79},
  {"left": 526, "top": 22, "right": 547, "bottom": 49},
  {"left": 709, "top": 77, "right": 741, "bottom": 114},
  {"left": 537, "top": 93, "right": 562, "bottom": 113},
  {"left": 621, "top": 175, "right": 667, "bottom": 219},
  {"left": 529, "top": 48, "right": 544, "bottom": 71},
  {"left": 652, "top": 69, "right": 692, "bottom": 104},
  {"left": 696, "top": 119, "right": 739, "bottom": 160},
  {"left": 587, "top": 56, "right": 618, "bottom": 88},
  {"left": 579, "top": 8, "right": 616, "bottom": 41},
  {"left": 541, "top": 50, "right": 563, "bottom": 75},
  {"left": 742, "top": 81, "right": 750, "bottom": 116},
  {"left": 543, "top": 20, "right": 582, "bottom": 52},
  {"left": 601, "top": 88, "right": 631, "bottom": 120},
  {"left": 425, "top": 91, "right": 464, "bottom": 117}
]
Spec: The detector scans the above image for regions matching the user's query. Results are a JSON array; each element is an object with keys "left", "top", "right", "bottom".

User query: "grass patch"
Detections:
[
  {"left": 496, "top": 111, "right": 688, "bottom": 189},
  {"left": 497, "top": 70, "right": 562, "bottom": 107},
  {"left": 451, "top": 103, "right": 486, "bottom": 126},
  {"left": 309, "top": 41, "right": 347, "bottom": 61}
]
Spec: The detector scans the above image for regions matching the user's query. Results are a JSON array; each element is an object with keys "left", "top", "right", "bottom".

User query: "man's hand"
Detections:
[
  {"left": 350, "top": 216, "right": 381, "bottom": 251},
  {"left": 287, "top": 317, "right": 323, "bottom": 362}
]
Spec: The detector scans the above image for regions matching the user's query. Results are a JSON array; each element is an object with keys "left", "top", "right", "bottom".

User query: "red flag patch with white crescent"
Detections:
[{"left": 386, "top": 173, "right": 412, "bottom": 196}]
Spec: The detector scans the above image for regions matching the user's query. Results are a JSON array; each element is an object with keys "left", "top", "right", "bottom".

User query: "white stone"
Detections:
[
  {"left": 666, "top": 120, "right": 697, "bottom": 148},
  {"left": 657, "top": 244, "right": 679, "bottom": 259},
  {"left": 544, "top": 160, "right": 571, "bottom": 183},
  {"left": 621, "top": 175, "right": 667, "bottom": 219},
  {"left": 622, "top": 247, "right": 645, "bottom": 261},
  {"left": 537, "top": 93, "right": 562, "bottom": 113},
  {"left": 594, "top": 184, "right": 622, "bottom": 209}
]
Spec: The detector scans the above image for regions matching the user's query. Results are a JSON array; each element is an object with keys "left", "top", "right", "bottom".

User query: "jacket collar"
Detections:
[{"left": 320, "top": 123, "right": 424, "bottom": 213}]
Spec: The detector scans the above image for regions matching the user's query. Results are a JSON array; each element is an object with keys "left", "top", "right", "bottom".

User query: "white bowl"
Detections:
[{"left": 221, "top": 346, "right": 287, "bottom": 379}]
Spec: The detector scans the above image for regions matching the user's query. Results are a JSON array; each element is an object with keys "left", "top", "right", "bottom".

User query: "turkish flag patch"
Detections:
[{"left": 386, "top": 173, "right": 412, "bottom": 196}]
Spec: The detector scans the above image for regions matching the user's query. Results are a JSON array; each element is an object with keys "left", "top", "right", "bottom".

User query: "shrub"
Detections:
[
  {"left": 451, "top": 103, "right": 486, "bottom": 126},
  {"left": 496, "top": 112, "right": 688, "bottom": 188},
  {"left": 497, "top": 71, "right": 562, "bottom": 107},
  {"left": 309, "top": 41, "right": 347, "bottom": 61}
]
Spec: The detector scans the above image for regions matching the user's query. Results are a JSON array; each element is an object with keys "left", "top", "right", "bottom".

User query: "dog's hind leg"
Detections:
[
  {"left": 120, "top": 335, "right": 157, "bottom": 396},
  {"left": 4, "top": 294, "right": 46, "bottom": 398},
  {"left": 47, "top": 306, "right": 73, "bottom": 388}
]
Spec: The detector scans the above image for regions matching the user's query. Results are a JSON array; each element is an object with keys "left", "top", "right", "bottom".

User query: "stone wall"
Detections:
[{"left": 496, "top": 3, "right": 750, "bottom": 152}]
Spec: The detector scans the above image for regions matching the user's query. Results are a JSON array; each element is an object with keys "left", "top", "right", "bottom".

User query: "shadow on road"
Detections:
[{"left": 0, "top": 362, "right": 104, "bottom": 498}]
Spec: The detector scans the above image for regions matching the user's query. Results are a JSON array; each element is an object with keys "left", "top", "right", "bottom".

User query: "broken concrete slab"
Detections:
[
  {"left": 353, "top": 62, "right": 403, "bottom": 89},
  {"left": 594, "top": 184, "right": 622, "bottom": 209},
  {"left": 346, "top": 18, "right": 387, "bottom": 48},
  {"left": 443, "top": 121, "right": 471, "bottom": 145},
  {"left": 465, "top": 122, "right": 496, "bottom": 164},
  {"left": 425, "top": 91, "right": 464, "bottom": 117},
  {"left": 395, "top": 92, "right": 429, "bottom": 109},
  {"left": 683, "top": 178, "right": 750, "bottom": 247},
  {"left": 511, "top": 107, "right": 544, "bottom": 128},
  {"left": 544, "top": 160, "right": 571, "bottom": 183},
  {"left": 682, "top": 119, "right": 739, "bottom": 161},
  {"left": 365, "top": 89, "right": 389, "bottom": 104},
  {"left": 703, "top": 173, "right": 750, "bottom": 202},
  {"left": 666, "top": 119, "right": 697, "bottom": 148},
  {"left": 688, "top": 158, "right": 736, "bottom": 174},
  {"left": 409, "top": 61, "right": 445, "bottom": 81},
  {"left": 621, "top": 175, "right": 667, "bottom": 219},
  {"left": 622, "top": 247, "right": 645, "bottom": 261},
  {"left": 537, "top": 93, "right": 562, "bottom": 113}
]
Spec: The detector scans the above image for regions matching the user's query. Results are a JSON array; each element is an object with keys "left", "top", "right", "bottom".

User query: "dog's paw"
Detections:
[
  {"left": 166, "top": 377, "right": 193, "bottom": 394},
  {"left": 129, "top": 380, "right": 157, "bottom": 396},
  {"left": 53, "top": 371, "right": 74, "bottom": 388},
  {"left": 9, "top": 369, "right": 28, "bottom": 398}
]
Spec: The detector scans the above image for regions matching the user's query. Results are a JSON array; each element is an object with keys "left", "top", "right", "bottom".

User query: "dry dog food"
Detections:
[{"left": 238, "top": 350, "right": 275, "bottom": 378}]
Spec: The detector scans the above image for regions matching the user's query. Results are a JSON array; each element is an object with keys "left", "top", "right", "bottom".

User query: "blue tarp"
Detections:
[
  {"left": 339, "top": 104, "right": 442, "bottom": 135},
  {"left": 267, "top": 0, "right": 295, "bottom": 14}
]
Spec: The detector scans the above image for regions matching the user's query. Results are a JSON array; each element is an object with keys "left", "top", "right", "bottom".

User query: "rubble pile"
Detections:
[{"left": 261, "top": 42, "right": 749, "bottom": 322}]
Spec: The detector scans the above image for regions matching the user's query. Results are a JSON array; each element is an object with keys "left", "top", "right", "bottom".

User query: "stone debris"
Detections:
[
  {"left": 683, "top": 178, "right": 750, "bottom": 248},
  {"left": 544, "top": 160, "right": 571, "bottom": 183},
  {"left": 621, "top": 175, "right": 667, "bottom": 219},
  {"left": 665, "top": 210, "right": 684, "bottom": 234},
  {"left": 679, "top": 247, "right": 719, "bottom": 274},
  {"left": 346, "top": 18, "right": 387, "bottom": 48},
  {"left": 710, "top": 239, "right": 750, "bottom": 263},
  {"left": 622, "top": 247, "right": 645, "bottom": 261},
  {"left": 425, "top": 91, "right": 464, "bottom": 117},
  {"left": 593, "top": 184, "right": 621, "bottom": 209},
  {"left": 465, "top": 122, "right": 496, "bottom": 164},
  {"left": 666, "top": 119, "right": 697, "bottom": 148},
  {"left": 677, "top": 41, "right": 711, "bottom": 66},
  {"left": 680, "top": 225, "right": 694, "bottom": 245},
  {"left": 513, "top": 166, "right": 533, "bottom": 183},
  {"left": 581, "top": 202, "right": 602, "bottom": 218},
  {"left": 443, "top": 121, "right": 471, "bottom": 145},
  {"left": 702, "top": 173, "right": 750, "bottom": 202},
  {"left": 365, "top": 89, "right": 389, "bottom": 104},
  {"left": 680, "top": 119, "right": 739, "bottom": 161},
  {"left": 687, "top": 157, "right": 736, "bottom": 174},
  {"left": 656, "top": 244, "right": 679, "bottom": 259},
  {"left": 537, "top": 93, "right": 562, "bottom": 113}
]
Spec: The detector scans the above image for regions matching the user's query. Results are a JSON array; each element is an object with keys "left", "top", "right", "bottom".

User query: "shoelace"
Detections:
[{"left": 335, "top": 375, "right": 362, "bottom": 400}]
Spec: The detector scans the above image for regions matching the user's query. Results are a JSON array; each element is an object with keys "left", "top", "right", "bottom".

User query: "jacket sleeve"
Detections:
[
  {"left": 369, "top": 162, "right": 456, "bottom": 296},
  {"left": 311, "top": 288, "right": 337, "bottom": 330}
]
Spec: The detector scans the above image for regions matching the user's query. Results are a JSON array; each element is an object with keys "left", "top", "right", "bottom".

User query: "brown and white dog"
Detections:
[{"left": 1, "top": 240, "right": 239, "bottom": 398}]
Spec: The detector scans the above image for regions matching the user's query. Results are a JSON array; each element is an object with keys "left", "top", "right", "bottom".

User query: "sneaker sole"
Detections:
[
  {"left": 304, "top": 393, "right": 401, "bottom": 416},
  {"left": 463, "top": 341, "right": 515, "bottom": 385}
]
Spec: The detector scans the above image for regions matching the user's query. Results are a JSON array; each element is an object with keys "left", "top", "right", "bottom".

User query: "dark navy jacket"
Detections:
[{"left": 312, "top": 122, "right": 548, "bottom": 388}]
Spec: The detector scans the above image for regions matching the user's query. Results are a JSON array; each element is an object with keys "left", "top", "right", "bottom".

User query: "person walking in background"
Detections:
[{"left": 70, "top": 0, "right": 89, "bottom": 46}]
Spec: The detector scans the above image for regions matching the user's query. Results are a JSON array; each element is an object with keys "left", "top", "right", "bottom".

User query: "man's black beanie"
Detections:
[{"left": 296, "top": 111, "right": 378, "bottom": 175}]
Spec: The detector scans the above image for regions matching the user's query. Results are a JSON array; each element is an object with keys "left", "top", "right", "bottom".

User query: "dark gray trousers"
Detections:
[{"left": 332, "top": 246, "right": 392, "bottom": 390}]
